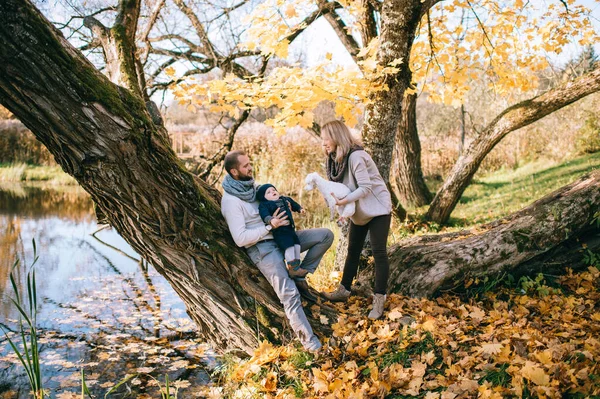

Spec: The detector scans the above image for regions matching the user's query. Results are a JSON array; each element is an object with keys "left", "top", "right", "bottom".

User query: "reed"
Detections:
[{"left": 1, "top": 240, "right": 44, "bottom": 398}]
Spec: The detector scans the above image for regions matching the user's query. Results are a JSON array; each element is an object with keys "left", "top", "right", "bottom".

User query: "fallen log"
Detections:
[{"left": 355, "top": 170, "right": 600, "bottom": 297}]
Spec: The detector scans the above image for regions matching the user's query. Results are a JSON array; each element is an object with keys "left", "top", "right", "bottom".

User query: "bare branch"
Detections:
[
  {"left": 199, "top": 109, "right": 251, "bottom": 182},
  {"left": 82, "top": 15, "right": 110, "bottom": 46},
  {"left": 285, "top": 1, "right": 344, "bottom": 45},
  {"left": 418, "top": 0, "right": 443, "bottom": 19},
  {"left": 54, "top": 6, "right": 117, "bottom": 29},
  {"left": 173, "top": 0, "right": 220, "bottom": 59},
  {"left": 141, "top": 0, "right": 166, "bottom": 42},
  {"left": 149, "top": 34, "right": 198, "bottom": 50},
  {"left": 466, "top": 0, "right": 495, "bottom": 58},
  {"left": 150, "top": 47, "right": 211, "bottom": 64},
  {"left": 559, "top": 0, "right": 569, "bottom": 13},
  {"left": 210, "top": 0, "right": 250, "bottom": 22},
  {"left": 426, "top": 10, "right": 445, "bottom": 83},
  {"left": 317, "top": 1, "right": 360, "bottom": 61}
]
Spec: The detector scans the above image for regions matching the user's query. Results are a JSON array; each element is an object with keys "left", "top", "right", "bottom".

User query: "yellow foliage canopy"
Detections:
[{"left": 170, "top": 0, "right": 599, "bottom": 130}]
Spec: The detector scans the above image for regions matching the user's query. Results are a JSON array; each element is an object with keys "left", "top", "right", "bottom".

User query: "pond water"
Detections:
[{"left": 0, "top": 183, "right": 213, "bottom": 398}]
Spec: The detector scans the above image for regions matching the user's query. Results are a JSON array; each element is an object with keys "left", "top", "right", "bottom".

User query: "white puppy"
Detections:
[{"left": 304, "top": 172, "right": 355, "bottom": 220}]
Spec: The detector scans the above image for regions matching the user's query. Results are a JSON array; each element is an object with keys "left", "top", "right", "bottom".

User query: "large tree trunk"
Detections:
[
  {"left": 361, "top": 0, "right": 424, "bottom": 184},
  {"left": 426, "top": 67, "right": 600, "bottom": 224},
  {"left": 0, "top": 0, "right": 339, "bottom": 355},
  {"left": 392, "top": 92, "right": 432, "bottom": 207},
  {"left": 357, "top": 171, "right": 600, "bottom": 297}
]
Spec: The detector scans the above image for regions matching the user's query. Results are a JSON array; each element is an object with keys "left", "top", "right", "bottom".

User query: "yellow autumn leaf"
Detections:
[
  {"left": 421, "top": 317, "right": 436, "bottom": 332},
  {"left": 479, "top": 343, "right": 503, "bottom": 356},
  {"left": 312, "top": 367, "right": 329, "bottom": 393},
  {"left": 521, "top": 361, "right": 550, "bottom": 386},
  {"left": 262, "top": 371, "right": 277, "bottom": 391},
  {"left": 284, "top": 4, "right": 297, "bottom": 18},
  {"left": 164, "top": 66, "right": 176, "bottom": 77},
  {"left": 387, "top": 307, "right": 403, "bottom": 320},
  {"left": 468, "top": 307, "right": 486, "bottom": 321}
]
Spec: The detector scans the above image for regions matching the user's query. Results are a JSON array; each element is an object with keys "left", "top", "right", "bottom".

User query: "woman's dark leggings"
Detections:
[{"left": 340, "top": 214, "right": 391, "bottom": 295}]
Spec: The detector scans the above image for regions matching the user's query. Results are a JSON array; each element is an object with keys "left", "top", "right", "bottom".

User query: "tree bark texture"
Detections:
[
  {"left": 392, "top": 92, "right": 432, "bottom": 207},
  {"left": 361, "top": 0, "right": 426, "bottom": 183},
  {"left": 0, "top": 0, "right": 337, "bottom": 355},
  {"left": 426, "top": 67, "right": 600, "bottom": 224},
  {"left": 357, "top": 171, "right": 600, "bottom": 297},
  {"left": 358, "top": 0, "right": 379, "bottom": 47}
]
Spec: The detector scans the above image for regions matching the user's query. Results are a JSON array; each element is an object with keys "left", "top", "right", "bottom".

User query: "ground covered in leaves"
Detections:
[{"left": 200, "top": 267, "right": 600, "bottom": 399}]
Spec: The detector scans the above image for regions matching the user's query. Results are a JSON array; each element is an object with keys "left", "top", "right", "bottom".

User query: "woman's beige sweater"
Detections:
[{"left": 340, "top": 150, "right": 392, "bottom": 225}]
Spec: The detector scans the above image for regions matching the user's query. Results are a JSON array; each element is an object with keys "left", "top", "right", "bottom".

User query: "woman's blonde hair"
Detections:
[{"left": 321, "top": 120, "right": 362, "bottom": 163}]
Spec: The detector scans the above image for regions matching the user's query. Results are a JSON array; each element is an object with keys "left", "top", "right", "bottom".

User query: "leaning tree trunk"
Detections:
[
  {"left": 357, "top": 171, "right": 600, "bottom": 296},
  {"left": 426, "top": 67, "right": 600, "bottom": 224},
  {"left": 392, "top": 92, "right": 432, "bottom": 207},
  {"left": 0, "top": 0, "right": 337, "bottom": 355}
]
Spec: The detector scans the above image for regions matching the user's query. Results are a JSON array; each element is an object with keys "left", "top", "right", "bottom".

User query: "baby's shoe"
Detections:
[{"left": 287, "top": 259, "right": 308, "bottom": 277}]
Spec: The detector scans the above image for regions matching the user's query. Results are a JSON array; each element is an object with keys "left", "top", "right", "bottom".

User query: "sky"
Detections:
[{"left": 36, "top": 0, "right": 600, "bottom": 105}]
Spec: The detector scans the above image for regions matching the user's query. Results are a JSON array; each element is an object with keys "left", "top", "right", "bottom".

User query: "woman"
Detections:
[{"left": 320, "top": 120, "right": 393, "bottom": 320}]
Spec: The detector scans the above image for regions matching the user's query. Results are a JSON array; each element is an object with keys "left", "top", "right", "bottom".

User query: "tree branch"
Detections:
[
  {"left": 173, "top": 0, "right": 220, "bottom": 60},
  {"left": 418, "top": 0, "right": 443, "bottom": 19},
  {"left": 149, "top": 34, "right": 198, "bottom": 49},
  {"left": 210, "top": 0, "right": 250, "bottom": 22},
  {"left": 358, "top": 0, "right": 379, "bottom": 46},
  {"left": 318, "top": 1, "right": 360, "bottom": 61},
  {"left": 141, "top": 0, "right": 166, "bottom": 43},
  {"left": 285, "top": 1, "right": 344, "bottom": 45},
  {"left": 466, "top": 0, "right": 495, "bottom": 58}
]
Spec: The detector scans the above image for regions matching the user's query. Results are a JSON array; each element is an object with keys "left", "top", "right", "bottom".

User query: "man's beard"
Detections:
[{"left": 238, "top": 174, "right": 253, "bottom": 181}]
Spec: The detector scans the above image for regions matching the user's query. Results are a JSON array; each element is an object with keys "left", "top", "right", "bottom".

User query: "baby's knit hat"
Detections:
[{"left": 256, "top": 184, "right": 276, "bottom": 202}]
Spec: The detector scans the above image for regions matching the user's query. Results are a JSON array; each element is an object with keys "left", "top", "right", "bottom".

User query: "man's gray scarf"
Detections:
[{"left": 222, "top": 174, "right": 256, "bottom": 202}]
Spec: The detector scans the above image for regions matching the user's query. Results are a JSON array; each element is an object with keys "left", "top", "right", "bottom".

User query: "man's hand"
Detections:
[
  {"left": 331, "top": 192, "right": 349, "bottom": 206},
  {"left": 270, "top": 207, "right": 290, "bottom": 229}
]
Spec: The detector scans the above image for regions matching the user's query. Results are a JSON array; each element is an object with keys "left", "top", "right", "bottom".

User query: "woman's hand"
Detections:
[
  {"left": 270, "top": 208, "right": 290, "bottom": 229},
  {"left": 330, "top": 192, "right": 349, "bottom": 206}
]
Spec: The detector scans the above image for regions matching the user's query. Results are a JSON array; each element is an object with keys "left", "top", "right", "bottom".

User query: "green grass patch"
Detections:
[
  {"left": 288, "top": 349, "right": 314, "bottom": 370},
  {"left": 0, "top": 163, "right": 76, "bottom": 185},
  {"left": 478, "top": 363, "right": 512, "bottom": 388},
  {"left": 421, "top": 152, "right": 600, "bottom": 227},
  {"left": 380, "top": 331, "right": 440, "bottom": 369}
]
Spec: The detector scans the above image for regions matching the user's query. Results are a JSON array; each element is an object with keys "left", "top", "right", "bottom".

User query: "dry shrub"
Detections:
[{"left": 0, "top": 120, "right": 55, "bottom": 165}]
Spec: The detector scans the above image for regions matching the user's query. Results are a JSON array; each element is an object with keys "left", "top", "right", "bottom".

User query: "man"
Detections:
[{"left": 220, "top": 150, "right": 333, "bottom": 352}]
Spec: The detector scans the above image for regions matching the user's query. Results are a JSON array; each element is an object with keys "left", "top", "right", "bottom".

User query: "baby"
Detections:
[{"left": 256, "top": 184, "right": 307, "bottom": 277}]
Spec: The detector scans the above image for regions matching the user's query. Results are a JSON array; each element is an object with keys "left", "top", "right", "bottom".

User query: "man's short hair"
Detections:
[{"left": 224, "top": 150, "right": 246, "bottom": 176}]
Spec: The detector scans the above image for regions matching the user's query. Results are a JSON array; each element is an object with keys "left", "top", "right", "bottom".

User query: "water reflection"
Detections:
[{"left": 0, "top": 184, "right": 211, "bottom": 398}]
